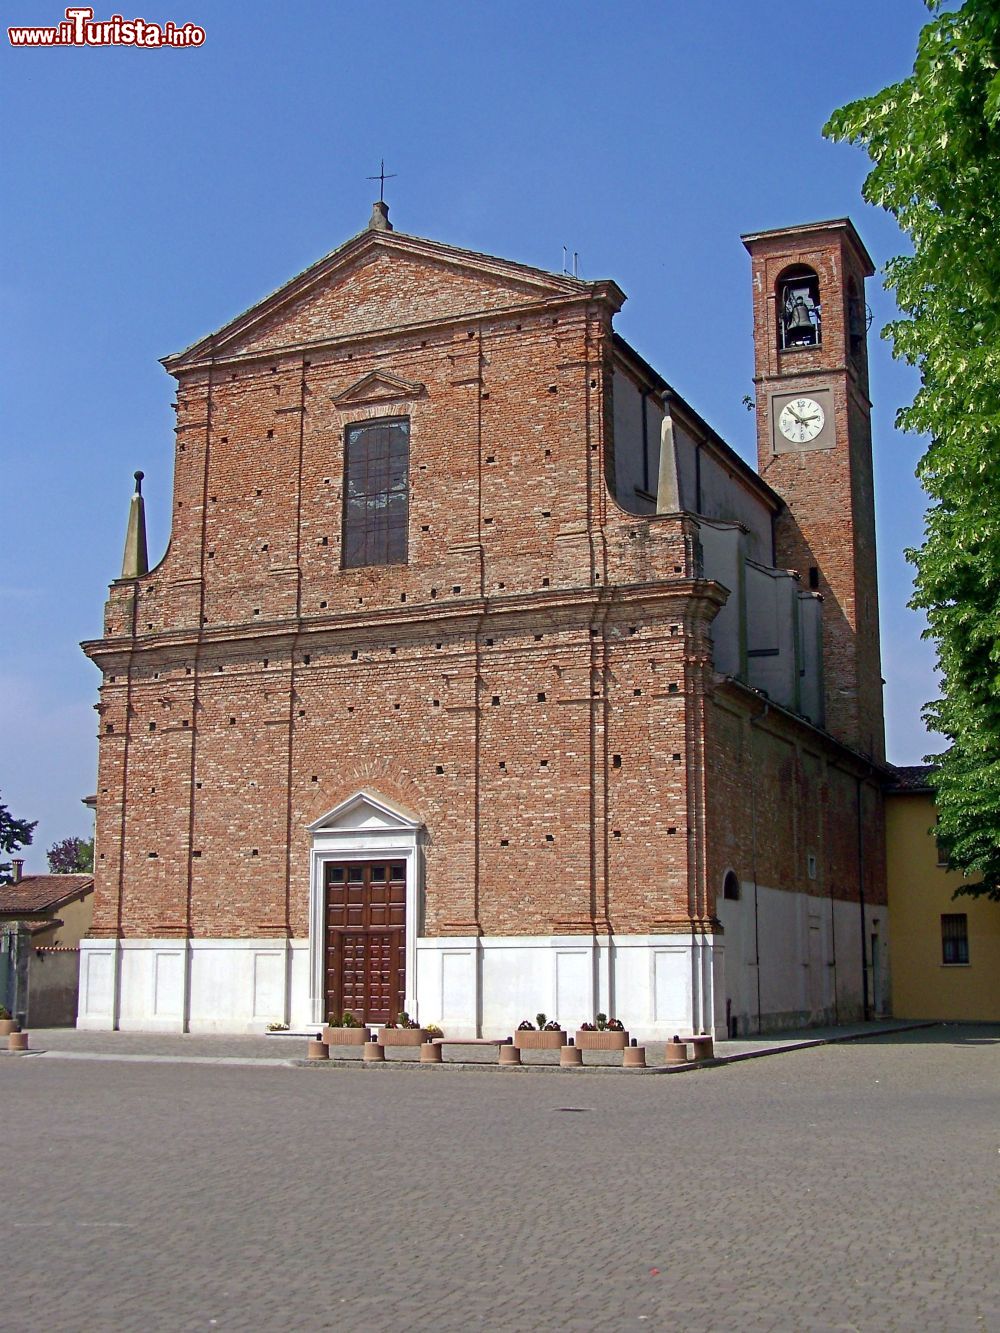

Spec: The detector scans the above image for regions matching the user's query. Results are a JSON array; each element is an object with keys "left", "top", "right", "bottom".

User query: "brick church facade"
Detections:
[{"left": 78, "top": 205, "right": 888, "bottom": 1038}]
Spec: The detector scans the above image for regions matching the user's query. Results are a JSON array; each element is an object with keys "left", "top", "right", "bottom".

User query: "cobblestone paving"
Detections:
[{"left": 2, "top": 1025, "right": 997, "bottom": 1331}]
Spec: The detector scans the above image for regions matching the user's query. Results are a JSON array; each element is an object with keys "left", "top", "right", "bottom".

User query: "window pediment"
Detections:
[
  {"left": 307, "top": 789, "right": 422, "bottom": 834},
  {"left": 332, "top": 370, "right": 425, "bottom": 408}
]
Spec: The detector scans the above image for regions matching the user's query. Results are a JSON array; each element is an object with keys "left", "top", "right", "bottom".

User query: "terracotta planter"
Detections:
[
  {"left": 574, "top": 1029, "right": 629, "bottom": 1050},
  {"left": 8, "top": 1031, "right": 28, "bottom": 1053},
  {"left": 0, "top": 1018, "right": 20, "bottom": 1037},
  {"left": 513, "top": 1028, "right": 565, "bottom": 1050},
  {"left": 379, "top": 1027, "right": 429, "bottom": 1047},
  {"left": 691, "top": 1034, "right": 715, "bottom": 1061},
  {"left": 664, "top": 1039, "right": 690, "bottom": 1065},
  {"left": 322, "top": 1025, "right": 370, "bottom": 1046}
]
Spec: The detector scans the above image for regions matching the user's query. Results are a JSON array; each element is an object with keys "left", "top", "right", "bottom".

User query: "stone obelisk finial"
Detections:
[
  {"left": 366, "top": 159, "right": 395, "bottom": 231},
  {"left": 368, "top": 199, "right": 393, "bottom": 231},
  {"left": 120, "top": 470, "right": 149, "bottom": 579}
]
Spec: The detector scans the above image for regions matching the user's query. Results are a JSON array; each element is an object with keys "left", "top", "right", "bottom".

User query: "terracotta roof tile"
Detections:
[{"left": 0, "top": 874, "right": 93, "bottom": 914}]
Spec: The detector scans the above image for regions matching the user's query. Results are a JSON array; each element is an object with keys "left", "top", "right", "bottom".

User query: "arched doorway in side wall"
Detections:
[{"left": 719, "top": 870, "right": 744, "bottom": 1037}]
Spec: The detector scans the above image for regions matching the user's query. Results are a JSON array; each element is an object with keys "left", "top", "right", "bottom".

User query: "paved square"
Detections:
[{"left": 2, "top": 1026, "right": 997, "bottom": 1330}]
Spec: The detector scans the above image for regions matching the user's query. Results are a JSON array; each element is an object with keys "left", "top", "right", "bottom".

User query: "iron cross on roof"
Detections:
[{"left": 367, "top": 159, "right": 397, "bottom": 203}]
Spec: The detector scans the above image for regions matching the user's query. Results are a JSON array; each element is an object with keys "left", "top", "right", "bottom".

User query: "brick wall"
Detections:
[
  {"left": 87, "top": 232, "right": 720, "bottom": 943},
  {"left": 706, "top": 685, "right": 887, "bottom": 915},
  {"left": 86, "top": 221, "right": 887, "bottom": 967}
]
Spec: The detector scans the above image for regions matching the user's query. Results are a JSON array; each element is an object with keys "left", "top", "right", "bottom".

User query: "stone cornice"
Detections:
[
  {"left": 713, "top": 675, "right": 892, "bottom": 780},
  {"left": 81, "top": 578, "right": 727, "bottom": 665}
]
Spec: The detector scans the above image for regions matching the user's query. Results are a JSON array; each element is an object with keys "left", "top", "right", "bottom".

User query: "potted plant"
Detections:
[
  {"left": 575, "top": 1012, "right": 629, "bottom": 1050},
  {"left": 379, "top": 1011, "right": 429, "bottom": 1046},
  {"left": 513, "top": 1013, "right": 565, "bottom": 1050},
  {"left": 322, "top": 1011, "right": 371, "bottom": 1045},
  {"left": 0, "top": 1006, "right": 19, "bottom": 1037}
]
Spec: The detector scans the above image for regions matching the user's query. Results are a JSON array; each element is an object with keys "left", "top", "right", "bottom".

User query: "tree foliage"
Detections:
[
  {"left": 47, "top": 836, "right": 94, "bottom": 875},
  {"left": 0, "top": 791, "right": 37, "bottom": 885},
  {"left": 825, "top": 0, "right": 1000, "bottom": 901}
]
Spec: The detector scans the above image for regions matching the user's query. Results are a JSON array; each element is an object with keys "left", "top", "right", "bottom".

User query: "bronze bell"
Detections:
[{"left": 785, "top": 287, "right": 815, "bottom": 329}]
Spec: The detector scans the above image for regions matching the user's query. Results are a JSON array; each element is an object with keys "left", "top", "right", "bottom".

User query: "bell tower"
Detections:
[{"left": 742, "top": 219, "right": 884, "bottom": 761}]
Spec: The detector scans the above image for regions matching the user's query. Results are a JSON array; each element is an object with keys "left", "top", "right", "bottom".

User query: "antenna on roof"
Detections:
[{"left": 562, "top": 247, "right": 581, "bottom": 278}]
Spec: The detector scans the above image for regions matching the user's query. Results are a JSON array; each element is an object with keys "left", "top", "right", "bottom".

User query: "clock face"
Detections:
[{"left": 778, "top": 397, "right": 825, "bottom": 444}]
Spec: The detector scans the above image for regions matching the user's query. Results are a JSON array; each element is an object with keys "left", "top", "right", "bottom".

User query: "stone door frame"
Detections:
[{"left": 307, "top": 790, "right": 423, "bottom": 1027}]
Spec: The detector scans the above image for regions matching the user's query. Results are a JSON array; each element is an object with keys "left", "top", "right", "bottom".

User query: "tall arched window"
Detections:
[
  {"left": 723, "top": 870, "right": 741, "bottom": 902},
  {"left": 778, "top": 266, "right": 821, "bottom": 350},
  {"left": 342, "top": 417, "right": 410, "bottom": 568}
]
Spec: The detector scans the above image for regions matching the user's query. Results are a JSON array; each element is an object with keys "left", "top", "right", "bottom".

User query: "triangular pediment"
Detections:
[
  {"left": 163, "top": 228, "right": 621, "bottom": 371},
  {"left": 332, "top": 370, "right": 425, "bottom": 408},
  {"left": 307, "top": 788, "right": 422, "bottom": 834}
]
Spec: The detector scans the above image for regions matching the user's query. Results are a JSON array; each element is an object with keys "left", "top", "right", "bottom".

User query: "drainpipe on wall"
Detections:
[
  {"left": 855, "top": 774, "right": 870, "bottom": 1021},
  {"left": 748, "top": 700, "right": 768, "bottom": 1035},
  {"left": 829, "top": 834, "right": 839, "bottom": 1026}
]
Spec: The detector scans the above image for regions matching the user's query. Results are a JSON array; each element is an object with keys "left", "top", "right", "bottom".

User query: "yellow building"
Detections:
[{"left": 887, "top": 766, "right": 1000, "bottom": 1021}]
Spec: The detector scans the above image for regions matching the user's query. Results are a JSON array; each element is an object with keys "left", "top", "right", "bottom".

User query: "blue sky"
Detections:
[{"left": 1, "top": 0, "right": 937, "bottom": 869}]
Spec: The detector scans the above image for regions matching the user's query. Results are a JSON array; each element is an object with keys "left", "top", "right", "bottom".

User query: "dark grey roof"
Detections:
[{"left": 887, "top": 764, "right": 936, "bottom": 793}]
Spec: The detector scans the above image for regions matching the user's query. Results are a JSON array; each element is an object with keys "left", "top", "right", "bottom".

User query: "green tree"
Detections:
[
  {"left": 0, "top": 791, "right": 37, "bottom": 884},
  {"left": 47, "top": 836, "right": 94, "bottom": 874},
  {"left": 825, "top": 0, "right": 1000, "bottom": 902}
]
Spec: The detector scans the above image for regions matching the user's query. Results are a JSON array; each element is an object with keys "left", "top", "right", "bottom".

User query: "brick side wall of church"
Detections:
[{"left": 705, "top": 693, "right": 887, "bottom": 911}]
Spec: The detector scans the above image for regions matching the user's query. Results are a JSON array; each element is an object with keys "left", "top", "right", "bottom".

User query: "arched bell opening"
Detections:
[{"left": 777, "top": 264, "right": 822, "bottom": 350}]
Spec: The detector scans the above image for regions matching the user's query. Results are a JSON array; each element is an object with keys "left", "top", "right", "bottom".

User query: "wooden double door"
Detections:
[{"left": 324, "top": 860, "right": 406, "bottom": 1025}]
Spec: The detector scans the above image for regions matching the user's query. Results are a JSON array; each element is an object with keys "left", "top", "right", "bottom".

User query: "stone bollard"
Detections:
[
  {"left": 306, "top": 1038, "right": 329, "bottom": 1060},
  {"left": 623, "top": 1045, "right": 646, "bottom": 1068},
  {"left": 691, "top": 1034, "right": 714, "bottom": 1062},
  {"left": 665, "top": 1037, "right": 690, "bottom": 1065},
  {"left": 8, "top": 1031, "right": 28, "bottom": 1053},
  {"left": 498, "top": 1044, "right": 522, "bottom": 1066},
  {"left": 362, "top": 1040, "right": 386, "bottom": 1063},
  {"left": 559, "top": 1044, "right": 583, "bottom": 1067},
  {"left": 420, "top": 1040, "right": 443, "bottom": 1063}
]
